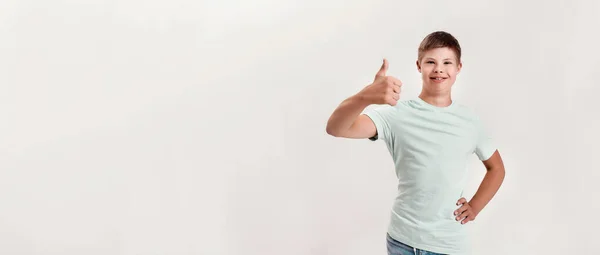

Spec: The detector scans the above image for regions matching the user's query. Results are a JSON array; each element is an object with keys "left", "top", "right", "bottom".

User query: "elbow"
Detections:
[
  {"left": 325, "top": 123, "right": 342, "bottom": 137},
  {"left": 490, "top": 167, "right": 506, "bottom": 181},
  {"left": 326, "top": 126, "right": 338, "bottom": 137}
]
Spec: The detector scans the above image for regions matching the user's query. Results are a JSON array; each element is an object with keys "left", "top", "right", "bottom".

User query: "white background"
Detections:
[{"left": 1, "top": 0, "right": 599, "bottom": 254}]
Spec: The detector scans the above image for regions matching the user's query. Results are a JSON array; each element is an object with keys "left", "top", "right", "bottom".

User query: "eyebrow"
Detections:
[{"left": 425, "top": 58, "right": 454, "bottom": 61}]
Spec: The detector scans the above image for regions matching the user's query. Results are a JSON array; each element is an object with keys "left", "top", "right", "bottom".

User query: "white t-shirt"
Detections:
[{"left": 363, "top": 97, "right": 497, "bottom": 255}]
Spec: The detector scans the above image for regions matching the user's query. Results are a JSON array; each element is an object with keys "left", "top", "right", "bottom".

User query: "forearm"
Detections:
[
  {"left": 326, "top": 94, "right": 369, "bottom": 135},
  {"left": 468, "top": 167, "right": 505, "bottom": 215}
]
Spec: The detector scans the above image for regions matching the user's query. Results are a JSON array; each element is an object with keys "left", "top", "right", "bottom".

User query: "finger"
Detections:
[
  {"left": 375, "top": 58, "right": 388, "bottom": 80},
  {"left": 456, "top": 210, "right": 470, "bottom": 221},
  {"left": 461, "top": 214, "right": 475, "bottom": 224},
  {"left": 456, "top": 197, "right": 467, "bottom": 206},
  {"left": 454, "top": 205, "right": 469, "bottom": 216},
  {"left": 389, "top": 84, "right": 401, "bottom": 94},
  {"left": 390, "top": 77, "right": 402, "bottom": 86},
  {"left": 391, "top": 92, "right": 399, "bottom": 101},
  {"left": 388, "top": 98, "right": 398, "bottom": 106}
]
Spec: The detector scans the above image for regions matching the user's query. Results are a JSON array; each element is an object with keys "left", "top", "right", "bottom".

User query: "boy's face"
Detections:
[{"left": 416, "top": 47, "right": 462, "bottom": 93}]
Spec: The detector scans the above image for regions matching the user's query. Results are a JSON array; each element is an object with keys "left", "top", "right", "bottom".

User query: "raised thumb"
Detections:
[{"left": 375, "top": 58, "right": 388, "bottom": 79}]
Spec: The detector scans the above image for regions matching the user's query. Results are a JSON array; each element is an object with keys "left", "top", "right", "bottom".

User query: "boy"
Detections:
[{"left": 325, "top": 31, "right": 505, "bottom": 255}]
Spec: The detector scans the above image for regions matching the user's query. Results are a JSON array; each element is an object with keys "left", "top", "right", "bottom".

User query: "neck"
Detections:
[{"left": 418, "top": 91, "right": 453, "bottom": 107}]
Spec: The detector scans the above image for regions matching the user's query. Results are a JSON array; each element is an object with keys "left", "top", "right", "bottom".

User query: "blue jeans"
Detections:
[{"left": 386, "top": 233, "right": 446, "bottom": 255}]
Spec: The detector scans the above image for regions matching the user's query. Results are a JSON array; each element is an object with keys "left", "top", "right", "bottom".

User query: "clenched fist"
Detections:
[{"left": 357, "top": 59, "right": 402, "bottom": 106}]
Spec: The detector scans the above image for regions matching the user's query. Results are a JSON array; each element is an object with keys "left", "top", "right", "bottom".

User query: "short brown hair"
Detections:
[{"left": 418, "top": 31, "right": 461, "bottom": 63}]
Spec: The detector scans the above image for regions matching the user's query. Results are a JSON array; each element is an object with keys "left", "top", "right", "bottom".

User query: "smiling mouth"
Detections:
[{"left": 430, "top": 77, "right": 448, "bottom": 80}]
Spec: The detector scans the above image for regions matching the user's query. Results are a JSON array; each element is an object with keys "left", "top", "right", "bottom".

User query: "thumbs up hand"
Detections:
[{"left": 357, "top": 59, "right": 402, "bottom": 106}]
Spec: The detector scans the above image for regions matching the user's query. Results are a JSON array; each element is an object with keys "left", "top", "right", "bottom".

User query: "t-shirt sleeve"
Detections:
[
  {"left": 474, "top": 116, "right": 497, "bottom": 161},
  {"left": 362, "top": 105, "right": 396, "bottom": 142}
]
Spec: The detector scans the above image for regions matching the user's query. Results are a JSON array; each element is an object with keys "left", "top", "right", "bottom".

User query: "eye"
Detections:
[
  {"left": 426, "top": 61, "right": 434, "bottom": 64},
  {"left": 444, "top": 62, "right": 452, "bottom": 64}
]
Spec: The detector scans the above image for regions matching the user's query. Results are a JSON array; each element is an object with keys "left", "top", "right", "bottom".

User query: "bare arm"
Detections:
[
  {"left": 325, "top": 94, "right": 377, "bottom": 139},
  {"left": 468, "top": 150, "right": 506, "bottom": 215},
  {"left": 325, "top": 59, "right": 401, "bottom": 139},
  {"left": 455, "top": 150, "right": 506, "bottom": 224}
]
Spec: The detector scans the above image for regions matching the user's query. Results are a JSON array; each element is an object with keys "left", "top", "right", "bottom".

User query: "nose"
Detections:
[{"left": 434, "top": 66, "right": 444, "bottom": 73}]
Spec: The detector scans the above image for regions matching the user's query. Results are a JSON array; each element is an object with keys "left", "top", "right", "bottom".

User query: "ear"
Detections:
[
  {"left": 416, "top": 60, "right": 421, "bottom": 73},
  {"left": 457, "top": 61, "right": 462, "bottom": 74}
]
